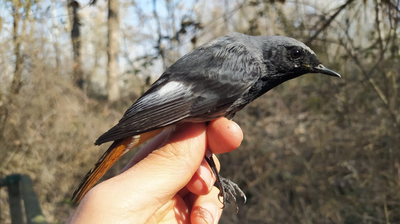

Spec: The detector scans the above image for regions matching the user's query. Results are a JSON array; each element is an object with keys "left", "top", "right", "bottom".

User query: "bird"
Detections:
[{"left": 71, "top": 32, "right": 340, "bottom": 212}]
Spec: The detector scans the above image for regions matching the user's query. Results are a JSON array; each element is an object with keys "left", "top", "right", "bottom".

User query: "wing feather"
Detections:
[
  {"left": 96, "top": 34, "right": 263, "bottom": 145},
  {"left": 95, "top": 94, "right": 194, "bottom": 145}
]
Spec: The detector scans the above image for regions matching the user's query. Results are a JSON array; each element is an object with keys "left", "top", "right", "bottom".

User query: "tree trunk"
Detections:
[
  {"left": 10, "top": 2, "right": 24, "bottom": 95},
  {"left": 68, "top": 0, "right": 84, "bottom": 89},
  {"left": 107, "top": 0, "right": 120, "bottom": 102},
  {"left": 52, "top": 0, "right": 60, "bottom": 75}
]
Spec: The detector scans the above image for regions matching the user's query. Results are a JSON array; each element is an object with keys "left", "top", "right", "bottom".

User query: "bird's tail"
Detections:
[{"left": 72, "top": 129, "right": 164, "bottom": 204}]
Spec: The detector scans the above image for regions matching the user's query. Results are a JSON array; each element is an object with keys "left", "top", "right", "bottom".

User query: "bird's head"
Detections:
[{"left": 260, "top": 36, "right": 340, "bottom": 81}]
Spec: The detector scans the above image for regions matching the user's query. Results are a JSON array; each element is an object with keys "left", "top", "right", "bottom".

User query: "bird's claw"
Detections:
[
  {"left": 218, "top": 176, "right": 247, "bottom": 213},
  {"left": 204, "top": 153, "right": 246, "bottom": 213}
]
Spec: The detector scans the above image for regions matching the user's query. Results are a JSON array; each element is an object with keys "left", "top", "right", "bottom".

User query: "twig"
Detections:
[{"left": 305, "top": 0, "right": 355, "bottom": 45}]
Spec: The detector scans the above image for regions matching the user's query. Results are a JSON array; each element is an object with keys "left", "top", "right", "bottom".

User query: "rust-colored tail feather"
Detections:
[
  {"left": 72, "top": 138, "right": 132, "bottom": 204},
  {"left": 72, "top": 129, "right": 165, "bottom": 205}
]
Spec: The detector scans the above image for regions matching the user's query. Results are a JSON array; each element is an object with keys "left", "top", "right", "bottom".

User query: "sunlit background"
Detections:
[{"left": 0, "top": 0, "right": 399, "bottom": 223}]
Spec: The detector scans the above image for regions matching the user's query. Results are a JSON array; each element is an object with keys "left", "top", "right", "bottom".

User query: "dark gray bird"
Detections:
[{"left": 72, "top": 33, "right": 340, "bottom": 212}]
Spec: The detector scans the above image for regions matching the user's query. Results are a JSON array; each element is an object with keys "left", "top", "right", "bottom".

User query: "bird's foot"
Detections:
[
  {"left": 204, "top": 155, "right": 246, "bottom": 213},
  {"left": 218, "top": 176, "right": 247, "bottom": 213}
]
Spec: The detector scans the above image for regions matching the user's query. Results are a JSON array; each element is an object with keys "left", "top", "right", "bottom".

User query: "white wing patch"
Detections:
[
  {"left": 158, "top": 81, "right": 183, "bottom": 95},
  {"left": 138, "top": 81, "right": 193, "bottom": 105}
]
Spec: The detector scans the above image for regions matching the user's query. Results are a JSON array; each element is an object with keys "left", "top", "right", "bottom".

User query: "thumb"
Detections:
[{"left": 100, "top": 122, "right": 207, "bottom": 215}]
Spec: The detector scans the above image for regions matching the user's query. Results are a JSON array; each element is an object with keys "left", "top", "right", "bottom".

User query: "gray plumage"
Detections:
[{"left": 95, "top": 32, "right": 340, "bottom": 145}]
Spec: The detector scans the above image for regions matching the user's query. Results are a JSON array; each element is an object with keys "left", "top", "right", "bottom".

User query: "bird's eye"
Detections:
[{"left": 290, "top": 49, "right": 301, "bottom": 59}]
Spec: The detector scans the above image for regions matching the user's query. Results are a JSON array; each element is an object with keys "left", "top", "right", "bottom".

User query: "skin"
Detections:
[{"left": 67, "top": 117, "right": 243, "bottom": 224}]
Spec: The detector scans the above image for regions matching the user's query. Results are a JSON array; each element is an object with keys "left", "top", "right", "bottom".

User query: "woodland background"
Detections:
[{"left": 0, "top": 0, "right": 399, "bottom": 223}]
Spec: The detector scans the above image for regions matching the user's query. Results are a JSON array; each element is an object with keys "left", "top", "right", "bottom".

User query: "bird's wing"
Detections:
[
  {"left": 95, "top": 84, "right": 195, "bottom": 144},
  {"left": 95, "top": 36, "right": 261, "bottom": 145}
]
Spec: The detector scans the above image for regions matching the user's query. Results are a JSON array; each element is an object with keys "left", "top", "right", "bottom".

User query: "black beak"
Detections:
[{"left": 313, "top": 64, "right": 341, "bottom": 78}]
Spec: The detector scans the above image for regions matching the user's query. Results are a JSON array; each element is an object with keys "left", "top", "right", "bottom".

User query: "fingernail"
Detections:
[
  {"left": 197, "top": 159, "right": 215, "bottom": 191},
  {"left": 193, "top": 203, "right": 219, "bottom": 224}
]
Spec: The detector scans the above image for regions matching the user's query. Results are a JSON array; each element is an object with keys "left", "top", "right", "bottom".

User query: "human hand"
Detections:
[{"left": 67, "top": 117, "right": 243, "bottom": 224}]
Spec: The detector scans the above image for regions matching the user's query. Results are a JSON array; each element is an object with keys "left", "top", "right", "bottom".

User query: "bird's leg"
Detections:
[{"left": 204, "top": 149, "right": 247, "bottom": 213}]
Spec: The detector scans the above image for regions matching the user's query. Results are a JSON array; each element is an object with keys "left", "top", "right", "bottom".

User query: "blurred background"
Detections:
[{"left": 0, "top": 0, "right": 399, "bottom": 223}]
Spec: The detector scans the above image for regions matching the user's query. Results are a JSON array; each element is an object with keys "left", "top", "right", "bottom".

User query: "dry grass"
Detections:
[{"left": 0, "top": 62, "right": 133, "bottom": 222}]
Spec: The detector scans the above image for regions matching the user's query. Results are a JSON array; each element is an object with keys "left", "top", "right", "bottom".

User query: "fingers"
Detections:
[
  {"left": 207, "top": 118, "right": 243, "bottom": 154},
  {"left": 71, "top": 118, "right": 243, "bottom": 223},
  {"left": 185, "top": 154, "right": 221, "bottom": 196},
  {"left": 120, "top": 121, "right": 207, "bottom": 198},
  {"left": 121, "top": 117, "right": 241, "bottom": 197},
  {"left": 186, "top": 159, "right": 214, "bottom": 195},
  {"left": 190, "top": 187, "right": 223, "bottom": 224},
  {"left": 186, "top": 118, "right": 242, "bottom": 196},
  {"left": 122, "top": 117, "right": 241, "bottom": 174},
  {"left": 78, "top": 122, "right": 208, "bottom": 223}
]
